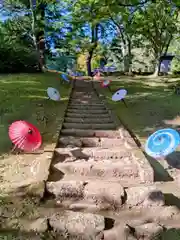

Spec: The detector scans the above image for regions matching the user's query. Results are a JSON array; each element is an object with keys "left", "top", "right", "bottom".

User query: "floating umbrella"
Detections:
[
  {"left": 61, "top": 73, "right": 69, "bottom": 82},
  {"left": 145, "top": 128, "right": 180, "bottom": 158},
  {"left": 9, "top": 121, "right": 42, "bottom": 152},
  {"left": 47, "top": 87, "right": 60, "bottom": 101},
  {"left": 112, "top": 89, "right": 128, "bottom": 107},
  {"left": 93, "top": 70, "right": 103, "bottom": 81},
  {"left": 101, "top": 80, "right": 111, "bottom": 88}
]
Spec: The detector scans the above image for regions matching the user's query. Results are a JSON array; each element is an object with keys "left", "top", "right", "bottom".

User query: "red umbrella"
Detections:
[{"left": 9, "top": 121, "right": 42, "bottom": 152}]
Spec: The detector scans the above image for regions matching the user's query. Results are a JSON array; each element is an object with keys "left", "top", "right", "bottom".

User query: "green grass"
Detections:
[
  {"left": 101, "top": 77, "right": 180, "bottom": 144},
  {"left": 0, "top": 72, "right": 71, "bottom": 155}
]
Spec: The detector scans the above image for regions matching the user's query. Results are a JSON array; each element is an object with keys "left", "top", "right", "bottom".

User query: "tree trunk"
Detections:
[
  {"left": 29, "top": 0, "right": 42, "bottom": 72},
  {"left": 86, "top": 51, "right": 93, "bottom": 76},
  {"left": 122, "top": 44, "right": 128, "bottom": 72},
  {"left": 119, "top": 30, "right": 128, "bottom": 73},
  {"left": 110, "top": 16, "right": 128, "bottom": 72},
  {"left": 36, "top": 3, "right": 46, "bottom": 71},
  {"left": 127, "top": 38, "right": 132, "bottom": 74},
  {"left": 86, "top": 24, "right": 98, "bottom": 76},
  {"left": 153, "top": 58, "right": 161, "bottom": 77},
  {"left": 121, "top": 36, "right": 132, "bottom": 73},
  {"left": 37, "top": 38, "right": 45, "bottom": 71}
]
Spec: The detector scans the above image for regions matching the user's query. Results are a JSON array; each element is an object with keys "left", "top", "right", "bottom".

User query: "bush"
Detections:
[
  {"left": 0, "top": 46, "right": 38, "bottom": 73},
  {"left": 171, "top": 57, "right": 180, "bottom": 74}
]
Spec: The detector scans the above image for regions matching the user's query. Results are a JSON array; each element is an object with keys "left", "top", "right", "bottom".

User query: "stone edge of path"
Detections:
[
  {"left": 42, "top": 80, "right": 75, "bottom": 182},
  {"left": 92, "top": 81, "right": 154, "bottom": 184},
  {"left": 4, "top": 80, "right": 74, "bottom": 200}
]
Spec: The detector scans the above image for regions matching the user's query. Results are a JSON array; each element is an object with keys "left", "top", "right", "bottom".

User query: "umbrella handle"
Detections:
[
  {"left": 122, "top": 99, "right": 128, "bottom": 108},
  {"left": 108, "top": 85, "right": 111, "bottom": 92},
  {"left": 11, "top": 144, "right": 18, "bottom": 154}
]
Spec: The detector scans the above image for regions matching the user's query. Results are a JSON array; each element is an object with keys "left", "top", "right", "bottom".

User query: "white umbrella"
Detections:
[
  {"left": 112, "top": 89, "right": 128, "bottom": 107},
  {"left": 112, "top": 89, "right": 127, "bottom": 101},
  {"left": 47, "top": 87, "right": 60, "bottom": 101}
]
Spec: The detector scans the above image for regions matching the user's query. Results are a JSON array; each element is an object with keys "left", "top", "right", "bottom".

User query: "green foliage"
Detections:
[
  {"left": 46, "top": 55, "right": 76, "bottom": 72},
  {"left": 170, "top": 38, "right": 180, "bottom": 73},
  {"left": 0, "top": 0, "right": 180, "bottom": 74},
  {"left": 0, "top": 18, "right": 38, "bottom": 73},
  {"left": 134, "top": 1, "right": 178, "bottom": 58},
  {"left": 171, "top": 58, "right": 180, "bottom": 73},
  {"left": 0, "top": 0, "right": 54, "bottom": 73}
]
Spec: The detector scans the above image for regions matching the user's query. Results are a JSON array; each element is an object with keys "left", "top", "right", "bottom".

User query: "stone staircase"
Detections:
[{"left": 42, "top": 80, "right": 180, "bottom": 240}]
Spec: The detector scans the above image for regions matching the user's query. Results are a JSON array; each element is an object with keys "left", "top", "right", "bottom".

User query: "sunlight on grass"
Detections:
[
  {"left": 0, "top": 72, "right": 71, "bottom": 155},
  {"left": 102, "top": 78, "right": 180, "bottom": 144}
]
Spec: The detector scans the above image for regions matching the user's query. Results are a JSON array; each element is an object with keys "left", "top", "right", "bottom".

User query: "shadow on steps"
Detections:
[
  {"left": 164, "top": 193, "right": 180, "bottom": 210},
  {"left": 166, "top": 151, "right": 180, "bottom": 169},
  {"left": 159, "top": 229, "right": 180, "bottom": 240},
  {"left": 144, "top": 153, "right": 173, "bottom": 182}
]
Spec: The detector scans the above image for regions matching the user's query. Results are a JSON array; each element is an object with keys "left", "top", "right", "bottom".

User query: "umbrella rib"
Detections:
[{"left": 16, "top": 135, "right": 27, "bottom": 150}]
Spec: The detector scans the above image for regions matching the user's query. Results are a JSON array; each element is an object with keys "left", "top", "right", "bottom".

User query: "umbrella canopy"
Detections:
[
  {"left": 47, "top": 87, "right": 60, "bottom": 101},
  {"left": 61, "top": 73, "right": 69, "bottom": 82},
  {"left": 112, "top": 89, "right": 127, "bottom": 101},
  {"left": 9, "top": 121, "right": 42, "bottom": 152},
  {"left": 145, "top": 128, "right": 180, "bottom": 158},
  {"left": 101, "top": 80, "right": 111, "bottom": 88}
]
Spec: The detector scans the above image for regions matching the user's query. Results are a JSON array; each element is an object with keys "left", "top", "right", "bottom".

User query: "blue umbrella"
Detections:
[
  {"left": 61, "top": 73, "right": 69, "bottom": 82},
  {"left": 145, "top": 128, "right": 180, "bottom": 158}
]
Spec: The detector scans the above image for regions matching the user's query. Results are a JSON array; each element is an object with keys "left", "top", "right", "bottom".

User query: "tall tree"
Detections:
[
  {"left": 134, "top": 0, "right": 179, "bottom": 76},
  {"left": 108, "top": 6, "right": 139, "bottom": 73},
  {"left": 3, "top": 0, "right": 56, "bottom": 71},
  {"left": 62, "top": 0, "right": 111, "bottom": 76}
]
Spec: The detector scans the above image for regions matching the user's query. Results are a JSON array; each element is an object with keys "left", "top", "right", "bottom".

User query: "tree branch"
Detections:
[
  {"left": 29, "top": 0, "right": 38, "bottom": 50},
  {"left": 117, "top": 0, "right": 155, "bottom": 7},
  {"left": 110, "top": 16, "right": 126, "bottom": 44}
]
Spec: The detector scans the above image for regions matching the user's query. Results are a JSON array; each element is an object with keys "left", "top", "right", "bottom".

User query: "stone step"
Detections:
[
  {"left": 71, "top": 93, "right": 97, "bottom": 96},
  {"left": 72, "top": 89, "right": 94, "bottom": 91},
  {"left": 55, "top": 147, "right": 135, "bottom": 160},
  {"left": 46, "top": 180, "right": 164, "bottom": 211},
  {"left": 46, "top": 180, "right": 124, "bottom": 210},
  {"left": 71, "top": 89, "right": 96, "bottom": 92},
  {"left": 67, "top": 109, "right": 108, "bottom": 114},
  {"left": 71, "top": 94, "right": 97, "bottom": 97},
  {"left": 73, "top": 87, "right": 94, "bottom": 89},
  {"left": 53, "top": 161, "right": 139, "bottom": 182},
  {"left": 69, "top": 103, "right": 104, "bottom": 107},
  {"left": 70, "top": 97, "right": 98, "bottom": 100},
  {"left": 64, "top": 117, "right": 113, "bottom": 124},
  {"left": 49, "top": 210, "right": 105, "bottom": 239},
  {"left": 59, "top": 136, "right": 137, "bottom": 148},
  {"left": 61, "top": 129, "right": 121, "bottom": 138},
  {"left": 71, "top": 92, "right": 97, "bottom": 94},
  {"left": 54, "top": 147, "right": 154, "bottom": 184},
  {"left": 70, "top": 100, "right": 100, "bottom": 104},
  {"left": 72, "top": 91, "right": 96, "bottom": 93},
  {"left": 70, "top": 102, "right": 101, "bottom": 106},
  {"left": 62, "top": 123, "right": 116, "bottom": 130},
  {"left": 48, "top": 174, "right": 142, "bottom": 188},
  {"left": 68, "top": 104, "right": 106, "bottom": 109},
  {"left": 3, "top": 207, "right": 180, "bottom": 239},
  {"left": 66, "top": 113, "right": 110, "bottom": 118}
]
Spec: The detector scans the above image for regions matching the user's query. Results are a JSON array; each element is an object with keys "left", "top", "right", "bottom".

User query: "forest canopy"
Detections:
[{"left": 0, "top": 0, "right": 179, "bottom": 75}]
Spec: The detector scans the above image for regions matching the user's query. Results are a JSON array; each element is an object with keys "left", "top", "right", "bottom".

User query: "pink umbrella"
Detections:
[{"left": 9, "top": 121, "right": 42, "bottom": 152}]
